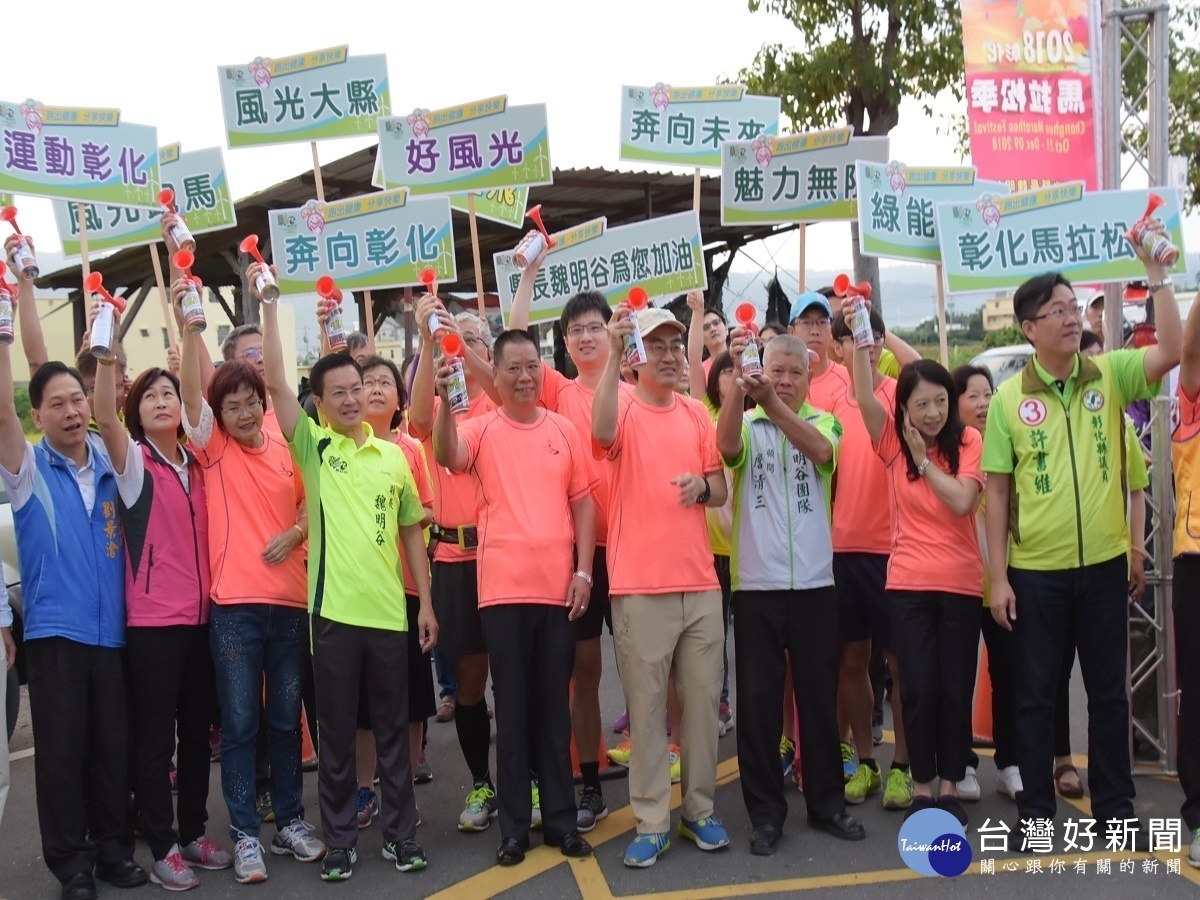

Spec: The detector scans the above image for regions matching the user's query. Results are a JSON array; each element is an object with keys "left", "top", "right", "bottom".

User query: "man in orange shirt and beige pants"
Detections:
[
  {"left": 594, "top": 303, "right": 730, "bottom": 868},
  {"left": 433, "top": 329, "right": 598, "bottom": 867}
]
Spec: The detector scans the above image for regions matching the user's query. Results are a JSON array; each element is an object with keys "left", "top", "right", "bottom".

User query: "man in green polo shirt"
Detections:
[
  {"left": 983, "top": 231, "right": 1180, "bottom": 848},
  {"left": 256, "top": 263, "right": 437, "bottom": 882}
]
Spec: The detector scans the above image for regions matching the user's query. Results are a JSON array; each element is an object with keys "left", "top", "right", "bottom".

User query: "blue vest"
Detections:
[{"left": 15, "top": 434, "right": 126, "bottom": 647}]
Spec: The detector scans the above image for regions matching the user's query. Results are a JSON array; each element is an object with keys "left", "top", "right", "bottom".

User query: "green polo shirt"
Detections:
[
  {"left": 289, "top": 416, "right": 424, "bottom": 631},
  {"left": 982, "top": 349, "right": 1156, "bottom": 571}
]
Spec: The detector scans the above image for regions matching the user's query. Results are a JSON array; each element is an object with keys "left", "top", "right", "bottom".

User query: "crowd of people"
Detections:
[{"left": 0, "top": 211, "right": 1196, "bottom": 900}]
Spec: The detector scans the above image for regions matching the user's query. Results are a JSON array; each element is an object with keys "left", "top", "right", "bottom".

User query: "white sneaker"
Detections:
[
  {"left": 957, "top": 766, "right": 981, "bottom": 801},
  {"left": 150, "top": 845, "right": 199, "bottom": 891},
  {"left": 997, "top": 765, "right": 1023, "bottom": 800},
  {"left": 1188, "top": 828, "right": 1200, "bottom": 868},
  {"left": 232, "top": 834, "right": 268, "bottom": 884},
  {"left": 271, "top": 818, "right": 327, "bottom": 863}
]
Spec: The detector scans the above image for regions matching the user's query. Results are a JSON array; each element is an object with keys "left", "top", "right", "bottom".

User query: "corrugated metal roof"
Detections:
[{"left": 37, "top": 145, "right": 796, "bottom": 303}]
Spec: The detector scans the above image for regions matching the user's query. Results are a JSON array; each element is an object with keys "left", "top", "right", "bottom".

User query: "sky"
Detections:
[{"left": 8, "top": 0, "right": 1198, "bottom": 303}]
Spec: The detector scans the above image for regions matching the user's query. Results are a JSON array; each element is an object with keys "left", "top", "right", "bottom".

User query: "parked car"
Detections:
[
  {"left": 2, "top": 483, "right": 23, "bottom": 742},
  {"left": 970, "top": 344, "right": 1035, "bottom": 388}
]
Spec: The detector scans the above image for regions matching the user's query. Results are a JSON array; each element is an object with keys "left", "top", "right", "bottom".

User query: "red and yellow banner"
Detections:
[{"left": 962, "top": 0, "right": 1103, "bottom": 192}]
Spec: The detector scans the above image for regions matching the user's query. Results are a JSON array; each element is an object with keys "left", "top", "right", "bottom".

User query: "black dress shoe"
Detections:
[
  {"left": 750, "top": 824, "right": 783, "bottom": 856},
  {"left": 808, "top": 811, "right": 866, "bottom": 841},
  {"left": 94, "top": 858, "right": 149, "bottom": 888},
  {"left": 496, "top": 837, "right": 529, "bottom": 866},
  {"left": 552, "top": 830, "right": 593, "bottom": 858},
  {"left": 61, "top": 873, "right": 97, "bottom": 900}
]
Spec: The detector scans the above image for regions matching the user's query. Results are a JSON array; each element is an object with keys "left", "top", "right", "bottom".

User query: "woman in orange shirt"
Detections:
[{"left": 851, "top": 345, "right": 984, "bottom": 829}]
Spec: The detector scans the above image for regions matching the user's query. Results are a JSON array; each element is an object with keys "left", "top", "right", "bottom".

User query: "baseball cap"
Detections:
[
  {"left": 636, "top": 307, "right": 686, "bottom": 339},
  {"left": 789, "top": 291, "right": 832, "bottom": 323}
]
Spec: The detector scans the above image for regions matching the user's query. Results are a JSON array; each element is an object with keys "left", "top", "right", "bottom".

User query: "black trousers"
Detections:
[
  {"left": 733, "top": 587, "right": 844, "bottom": 827},
  {"left": 979, "top": 607, "right": 1018, "bottom": 770},
  {"left": 126, "top": 625, "right": 217, "bottom": 860},
  {"left": 1008, "top": 555, "right": 1135, "bottom": 824},
  {"left": 889, "top": 591, "right": 981, "bottom": 785},
  {"left": 480, "top": 604, "right": 576, "bottom": 843},
  {"left": 25, "top": 637, "right": 134, "bottom": 882},
  {"left": 311, "top": 616, "right": 415, "bottom": 849},
  {"left": 1175, "top": 556, "right": 1200, "bottom": 828},
  {"left": 1054, "top": 634, "right": 1077, "bottom": 758}
]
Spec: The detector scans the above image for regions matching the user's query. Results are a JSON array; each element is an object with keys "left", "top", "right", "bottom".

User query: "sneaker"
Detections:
[
  {"left": 256, "top": 789, "right": 275, "bottom": 823},
  {"left": 180, "top": 836, "right": 232, "bottom": 870},
  {"left": 577, "top": 786, "right": 608, "bottom": 833},
  {"left": 612, "top": 710, "right": 629, "bottom": 733},
  {"left": 435, "top": 696, "right": 456, "bottom": 723},
  {"left": 957, "top": 765, "right": 981, "bottom": 802},
  {"left": 382, "top": 839, "right": 427, "bottom": 872},
  {"left": 531, "top": 780, "right": 542, "bottom": 830},
  {"left": 883, "top": 767, "right": 914, "bottom": 810},
  {"left": 679, "top": 817, "right": 730, "bottom": 851},
  {"left": 271, "top": 818, "right": 327, "bottom": 862},
  {"left": 996, "top": 765, "right": 1023, "bottom": 800},
  {"left": 623, "top": 832, "right": 670, "bottom": 868},
  {"left": 1189, "top": 827, "right": 1200, "bottom": 868},
  {"left": 607, "top": 738, "right": 631, "bottom": 767},
  {"left": 780, "top": 736, "right": 796, "bottom": 778},
  {"left": 208, "top": 725, "right": 222, "bottom": 762},
  {"left": 413, "top": 750, "right": 433, "bottom": 785},
  {"left": 669, "top": 745, "right": 681, "bottom": 784},
  {"left": 844, "top": 763, "right": 881, "bottom": 804},
  {"left": 232, "top": 834, "right": 268, "bottom": 884},
  {"left": 718, "top": 702, "right": 734, "bottom": 737},
  {"left": 840, "top": 741, "right": 857, "bottom": 782},
  {"left": 320, "top": 848, "right": 356, "bottom": 882},
  {"left": 356, "top": 787, "right": 379, "bottom": 829},
  {"left": 458, "top": 781, "right": 498, "bottom": 832},
  {"left": 150, "top": 846, "right": 199, "bottom": 892},
  {"left": 872, "top": 723, "right": 883, "bottom": 746}
]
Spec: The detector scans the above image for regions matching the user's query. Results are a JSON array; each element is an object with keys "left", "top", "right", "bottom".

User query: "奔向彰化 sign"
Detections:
[
  {"left": 0, "top": 100, "right": 159, "bottom": 207},
  {"left": 53, "top": 144, "right": 235, "bottom": 257},
  {"left": 268, "top": 187, "right": 455, "bottom": 295},
  {"left": 619, "top": 84, "right": 780, "bottom": 169},
  {"left": 721, "top": 129, "right": 889, "bottom": 225},
  {"left": 218, "top": 46, "right": 390, "bottom": 148},
  {"left": 936, "top": 184, "right": 1187, "bottom": 293},
  {"left": 494, "top": 210, "right": 706, "bottom": 325},
  {"left": 377, "top": 97, "right": 551, "bottom": 196},
  {"left": 856, "top": 161, "right": 1009, "bottom": 264}
]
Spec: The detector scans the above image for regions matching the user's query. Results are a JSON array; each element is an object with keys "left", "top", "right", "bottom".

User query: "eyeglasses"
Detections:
[
  {"left": 645, "top": 340, "right": 686, "bottom": 356},
  {"left": 221, "top": 397, "right": 263, "bottom": 417},
  {"left": 792, "top": 316, "right": 831, "bottom": 329},
  {"left": 239, "top": 347, "right": 264, "bottom": 360},
  {"left": 362, "top": 377, "right": 396, "bottom": 391},
  {"left": 463, "top": 334, "right": 487, "bottom": 347},
  {"left": 566, "top": 323, "right": 606, "bottom": 338},
  {"left": 840, "top": 332, "right": 887, "bottom": 345},
  {"left": 1031, "top": 305, "right": 1080, "bottom": 323},
  {"left": 328, "top": 386, "right": 364, "bottom": 402}
]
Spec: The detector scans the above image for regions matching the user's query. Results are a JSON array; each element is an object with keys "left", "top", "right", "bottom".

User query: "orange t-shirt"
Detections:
[
  {"left": 411, "top": 391, "right": 497, "bottom": 563},
  {"left": 189, "top": 409, "right": 308, "bottom": 608},
  {"left": 599, "top": 392, "right": 721, "bottom": 595},
  {"left": 262, "top": 406, "right": 281, "bottom": 437},
  {"left": 875, "top": 420, "right": 985, "bottom": 597},
  {"left": 807, "top": 361, "right": 849, "bottom": 415},
  {"left": 457, "top": 408, "right": 598, "bottom": 607},
  {"left": 829, "top": 375, "right": 897, "bottom": 554},
  {"left": 390, "top": 430, "right": 434, "bottom": 593}
]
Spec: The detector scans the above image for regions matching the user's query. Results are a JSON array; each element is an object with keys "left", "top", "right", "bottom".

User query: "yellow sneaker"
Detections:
[
  {"left": 607, "top": 738, "right": 631, "bottom": 768},
  {"left": 669, "top": 745, "right": 681, "bottom": 784},
  {"left": 844, "top": 763, "right": 882, "bottom": 804}
]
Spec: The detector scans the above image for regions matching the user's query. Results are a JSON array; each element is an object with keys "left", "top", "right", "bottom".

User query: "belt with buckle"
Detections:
[{"left": 430, "top": 524, "right": 478, "bottom": 550}]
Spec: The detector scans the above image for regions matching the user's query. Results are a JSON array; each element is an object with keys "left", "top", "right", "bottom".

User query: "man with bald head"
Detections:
[{"left": 716, "top": 333, "right": 864, "bottom": 857}]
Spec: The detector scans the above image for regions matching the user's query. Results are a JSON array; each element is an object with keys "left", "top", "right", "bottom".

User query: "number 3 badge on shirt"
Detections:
[{"left": 1019, "top": 398, "right": 1047, "bottom": 427}]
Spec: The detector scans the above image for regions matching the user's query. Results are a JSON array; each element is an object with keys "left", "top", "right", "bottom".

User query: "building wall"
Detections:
[{"left": 983, "top": 294, "right": 1015, "bottom": 332}]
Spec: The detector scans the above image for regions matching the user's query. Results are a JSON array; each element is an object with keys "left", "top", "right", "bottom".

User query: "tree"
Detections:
[{"left": 737, "top": 0, "right": 965, "bottom": 313}]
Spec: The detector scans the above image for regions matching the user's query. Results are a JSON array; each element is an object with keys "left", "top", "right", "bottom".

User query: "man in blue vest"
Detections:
[{"left": 0, "top": 341, "right": 145, "bottom": 900}]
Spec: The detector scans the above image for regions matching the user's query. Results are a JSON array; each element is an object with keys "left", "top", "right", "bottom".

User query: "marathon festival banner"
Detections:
[
  {"left": 376, "top": 97, "right": 552, "bottom": 195},
  {"left": 720, "top": 128, "right": 889, "bottom": 225},
  {"left": 495, "top": 210, "right": 707, "bottom": 325},
  {"left": 0, "top": 101, "right": 159, "bottom": 207},
  {"left": 936, "top": 184, "right": 1187, "bottom": 294},
  {"left": 268, "top": 187, "right": 455, "bottom": 295},
  {"left": 371, "top": 152, "right": 530, "bottom": 228},
  {"left": 961, "top": 0, "right": 1103, "bottom": 191},
  {"left": 217, "top": 46, "right": 391, "bottom": 148},
  {"left": 857, "top": 161, "right": 1009, "bottom": 264},
  {"left": 618, "top": 84, "right": 781, "bottom": 168},
  {"left": 53, "top": 144, "right": 236, "bottom": 258}
]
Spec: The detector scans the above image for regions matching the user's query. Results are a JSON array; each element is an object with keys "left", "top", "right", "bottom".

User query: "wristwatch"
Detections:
[
  {"left": 697, "top": 478, "right": 712, "bottom": 504},
  {"left": 574, "top": 571, "right": 593, "bottom": 587},
  {"left": 917, "top": 458, "right": 931, "bottom": 477},
  {"left": 1149, "top": 277, "right": 1174, "bottom": 293}
]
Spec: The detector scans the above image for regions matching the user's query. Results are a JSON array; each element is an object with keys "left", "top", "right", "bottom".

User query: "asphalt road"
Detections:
[{"left": 2, "top": 636, "right": 1198, "bottom": 899}]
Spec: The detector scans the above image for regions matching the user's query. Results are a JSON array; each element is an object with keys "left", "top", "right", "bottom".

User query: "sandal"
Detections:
[{"left": 1054, "top": 763, "right": 1085, "bottom": 799}]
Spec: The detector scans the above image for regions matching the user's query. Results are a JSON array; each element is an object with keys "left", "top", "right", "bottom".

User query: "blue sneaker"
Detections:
[
  {"left": 679, "top": 817, "right": 730, "bottom": 851},
  {"left": 623, "top": 832, "right": 670, "bottom": 868},
  {"left": 841, "top": 741, "right": 857, "bottom": 782}
]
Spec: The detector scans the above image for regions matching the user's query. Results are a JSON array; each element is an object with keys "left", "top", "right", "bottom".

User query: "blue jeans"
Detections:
[
  {"left": 210, "top": 603, "right": 308, "bottom": 839},
  {"left": 433, "top": 647, "right": 457, "bottom": 700}
]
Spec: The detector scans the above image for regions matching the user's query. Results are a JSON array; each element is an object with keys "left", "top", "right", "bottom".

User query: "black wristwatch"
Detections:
[{"left": 698, "top": 478, "right": 712, "bottom": 504}]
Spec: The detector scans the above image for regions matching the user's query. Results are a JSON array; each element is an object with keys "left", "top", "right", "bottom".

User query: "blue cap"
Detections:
[{"left": 789, "top": 291, "right": 832, "bottom": 323}]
